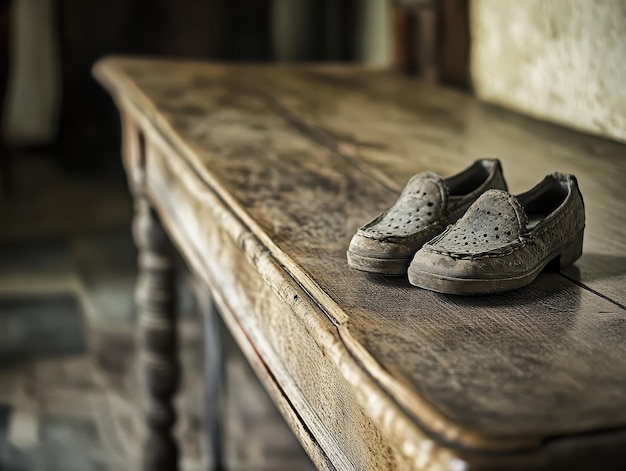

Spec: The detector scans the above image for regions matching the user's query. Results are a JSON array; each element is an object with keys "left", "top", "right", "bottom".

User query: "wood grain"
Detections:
[{"left": 95, "top": 57, "right": 626, "bottom": 469}]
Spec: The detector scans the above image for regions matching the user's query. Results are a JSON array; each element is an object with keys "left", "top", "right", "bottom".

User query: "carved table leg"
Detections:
[{"left": 133, "top": 196, "right": 179, "bottom": 471}]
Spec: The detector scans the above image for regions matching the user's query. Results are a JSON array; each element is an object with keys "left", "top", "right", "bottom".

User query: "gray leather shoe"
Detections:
[
  {"left": 408, "top": 173, "right": 585, "bottom": 295},
  {"left": 347, "top": 159, "right": 507, "bottom": 275}
]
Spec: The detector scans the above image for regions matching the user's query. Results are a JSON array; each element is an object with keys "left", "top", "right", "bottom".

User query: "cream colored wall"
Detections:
[
  {"left": 4, "top": 0, "right": 60, "bottom": 144},
  {"left": 471, "top": 0, "right": 626, "bottom": 143}
]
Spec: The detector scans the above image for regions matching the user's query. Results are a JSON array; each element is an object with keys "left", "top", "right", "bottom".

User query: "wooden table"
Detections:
[{"left": 94, "top": 57, "right": 626, "bottom": 471}]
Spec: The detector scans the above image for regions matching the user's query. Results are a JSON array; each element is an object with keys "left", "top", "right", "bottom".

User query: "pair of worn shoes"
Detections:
[{"left": 347, "top": 159, "right": 585, "bottom": 295}]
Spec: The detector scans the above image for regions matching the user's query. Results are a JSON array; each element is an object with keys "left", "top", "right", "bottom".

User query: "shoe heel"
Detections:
[
  {"left": 544, "top": 231, "right": 584, "bottom": 272},
  {"left": 559, "top": 230, "right": 584, "bottom": 268}
]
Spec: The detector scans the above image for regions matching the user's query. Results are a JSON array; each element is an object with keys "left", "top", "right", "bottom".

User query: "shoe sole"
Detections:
[
  {"left": 347, "top": 250, "right": 411, "bottom": 276},
  {"left": 407, "top": 231, "right": 584, "bottom": 295}
]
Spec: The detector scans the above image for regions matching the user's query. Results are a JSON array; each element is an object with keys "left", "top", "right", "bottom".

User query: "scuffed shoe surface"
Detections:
[
  {"left": 347, "top": 159, "right": 507, "bottom": 275},
  {"left": 408, "top": 173, "right": 585, "bottom": 295}
]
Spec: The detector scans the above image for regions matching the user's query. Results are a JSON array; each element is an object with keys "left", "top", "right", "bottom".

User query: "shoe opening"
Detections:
[
  {"left": 519, "top": 176, "right": 570, "bottom": 229},
  {"left": 447, "top": 160, "right": 495, "bottom": 197}
]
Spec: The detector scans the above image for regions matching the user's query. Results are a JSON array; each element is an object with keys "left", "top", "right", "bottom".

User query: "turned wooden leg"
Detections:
[{"left": 133, "top": 196, "right": 179, "bottom": 471}]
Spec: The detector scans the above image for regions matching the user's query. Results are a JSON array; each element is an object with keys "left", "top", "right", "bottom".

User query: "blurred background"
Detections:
[
  {"left": 0, "top": 0, "right": 624, "bottom": 470},
  {"left": 1, "top": 0, "right": 392, "bottom": 175}
]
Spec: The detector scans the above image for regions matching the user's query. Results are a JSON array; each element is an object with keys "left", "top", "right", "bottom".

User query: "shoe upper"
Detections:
[
  {"left": 411, "top": 173, "right": 585, "bottom": 279},
  {"left": 422, "top": 188, "right": 527, "bottom": 259},
  {"left": 348, "top": 159, "right": 508, "bottom": 260}
]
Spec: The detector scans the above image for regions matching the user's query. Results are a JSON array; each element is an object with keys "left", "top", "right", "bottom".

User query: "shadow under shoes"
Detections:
[
  {"left": 347, "top": 159, "right": 507, "bottom": 275},
  {"left": 408, "top": 173, "right": 585, "bottom": 295}
]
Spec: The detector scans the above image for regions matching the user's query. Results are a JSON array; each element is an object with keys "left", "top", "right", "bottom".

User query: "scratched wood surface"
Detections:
[{"left": 95, "top": 57, "right": 626, "bottom": 468}]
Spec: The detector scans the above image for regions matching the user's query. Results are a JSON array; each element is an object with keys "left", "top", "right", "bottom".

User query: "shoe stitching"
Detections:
[
  {"left": 425, "top": 191, "right": 525, "bottom": 259},
  {"left": 359, "top": 221, "right": 443, "bottom": 244},
  {"left": 358, "top": 174, "right": 448, "bottom": 242}
]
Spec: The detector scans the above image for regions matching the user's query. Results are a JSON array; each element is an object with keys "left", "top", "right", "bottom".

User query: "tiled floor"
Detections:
[{"left": 0, "top": 154, "right": 315, "bottom": 470}]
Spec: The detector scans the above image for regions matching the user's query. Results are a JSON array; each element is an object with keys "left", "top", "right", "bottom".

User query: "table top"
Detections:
[{"left": 95, "top": 57, "right": 626, "bottom": 465}]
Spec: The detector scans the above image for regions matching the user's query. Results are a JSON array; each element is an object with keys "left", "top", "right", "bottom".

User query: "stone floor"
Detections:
[{"left": 0, "top": 153, "right": 315, "bottom": 470}]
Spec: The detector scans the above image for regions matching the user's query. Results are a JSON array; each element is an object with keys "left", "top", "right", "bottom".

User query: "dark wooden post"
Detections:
[{"left": 390, "top": 0, "right": 470, "bottom": 88}]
